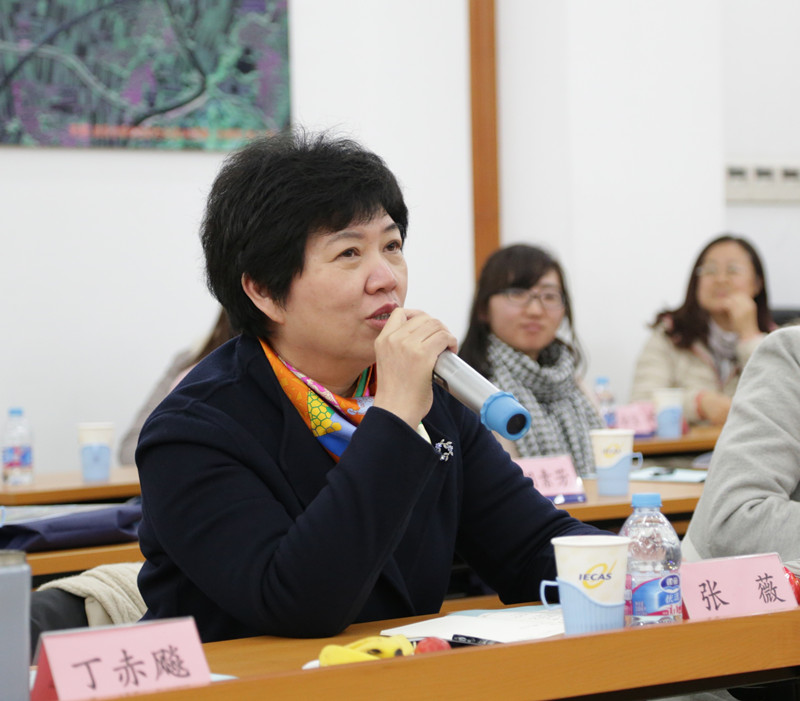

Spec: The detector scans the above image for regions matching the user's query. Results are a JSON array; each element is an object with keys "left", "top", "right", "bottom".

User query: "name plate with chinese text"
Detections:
[
  {"left": 682, "top": 553, "right": 798, "bottom": 621},
  {"left": 614, "top": 401, "right": 656, "bottom": 438},
  {"left": 515, "top": 455, "right": 586, "bottom": 503},
  {"left": 31, "top": 617, "right": 211, "bottom": 700}
]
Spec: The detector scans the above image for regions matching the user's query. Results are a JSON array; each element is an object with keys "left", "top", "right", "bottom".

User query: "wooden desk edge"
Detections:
[
  {"left": 563, "top": 495, "right": 700, "bottom": 522},
  {"left": 126, "top": 608, "right": 800, "bottom": 701},
  {"left": 27, "top": 541, "right": 143, "bottom": 575},
  {"left": 0, "top": 467, "right": 140, "bottom": 505},
  {"left": 634, "top": 426, "right": 721, "bottom": 456},
  {"left": 0, "top": 485, "right": 139, "bottom": 505}
]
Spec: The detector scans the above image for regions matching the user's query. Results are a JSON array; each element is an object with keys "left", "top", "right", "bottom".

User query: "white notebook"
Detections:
[
  {"left": 381, "top": 605, "right": 564, "bottom": 643},
  {"left": 629, "top": 466, "right": 706, "bottom": 483}
]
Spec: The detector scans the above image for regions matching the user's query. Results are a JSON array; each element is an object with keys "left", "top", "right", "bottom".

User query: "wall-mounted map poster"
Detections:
[{"left": 0, "top": 0, "right": 289, "bottom": 150}]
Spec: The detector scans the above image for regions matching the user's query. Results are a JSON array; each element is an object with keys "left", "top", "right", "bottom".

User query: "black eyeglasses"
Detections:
[
  {"left": 695, "top": 263, "right": 749, "bottom": 279},
  {"left": 497, "top": 287, "right": 565, "bottom": 310}
]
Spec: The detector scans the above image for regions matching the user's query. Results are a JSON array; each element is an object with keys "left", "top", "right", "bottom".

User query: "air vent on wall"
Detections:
[{"left": 726, "top": 164, "right": 800, "bottom": 202}]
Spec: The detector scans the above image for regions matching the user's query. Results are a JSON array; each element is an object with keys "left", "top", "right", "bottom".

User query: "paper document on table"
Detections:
[
  {"left": 629, "top": 466, "right": 706, "bottom": 483},
  {"left": 381, "top": 605, "right": 564, "bottom": 643}
]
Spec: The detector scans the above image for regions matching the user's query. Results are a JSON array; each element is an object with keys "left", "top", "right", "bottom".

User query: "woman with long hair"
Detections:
[
  {"left": 630, "top": 234, "right": 773, "bottom": 426},
  {"left": 460, "top": 244, "right": 603, "bottom": 477}
]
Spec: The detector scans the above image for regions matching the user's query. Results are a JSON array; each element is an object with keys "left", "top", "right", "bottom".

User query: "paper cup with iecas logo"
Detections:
[
  {"left": 589, "top": 428, "right": 642, "bottom": 496},
  {"left": 590, "top": 428, "right": 634, "bottom": 468},
  {"left": 540, "top": 535, "right": 630, "bottom": 634},
  {"left": 551, "top": 535, "right": 630, "bottom": 604}
]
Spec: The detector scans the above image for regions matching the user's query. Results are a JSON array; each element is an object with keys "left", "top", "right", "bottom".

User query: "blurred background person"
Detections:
[
  {"left": 630, "top": 234, "right": 774, "bottom": 426},
  {"left": 673, "top": 326, "right": 800, "bottom": 701},
  {"left": 118, "top": 308, "right": 234, "bottom": 465},
  {"left": 682, "top": 325, "right": 800, "bottom": 570},
  {"left": 460, "top": 244, "right": 603, "bottom": 477}
]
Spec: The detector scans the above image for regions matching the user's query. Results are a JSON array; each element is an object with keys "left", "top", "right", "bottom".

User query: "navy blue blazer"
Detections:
[{"left": 136, "top": 334, "right": 599, "bottom": 642}]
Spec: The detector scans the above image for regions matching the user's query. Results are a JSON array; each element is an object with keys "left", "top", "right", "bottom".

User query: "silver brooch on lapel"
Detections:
[{"left": 434, "top": 440, "right": 454, "bottom": 462}]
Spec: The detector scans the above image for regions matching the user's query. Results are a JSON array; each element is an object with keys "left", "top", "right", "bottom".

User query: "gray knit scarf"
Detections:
[
  {"left": 486, "top": 334, "right": 604, "bottom": 477},
  {"left": 707, "top": 319, "right": 739, "bottom": 384}
]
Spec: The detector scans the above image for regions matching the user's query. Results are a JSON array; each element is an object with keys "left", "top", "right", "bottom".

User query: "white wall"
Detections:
[
  {"left": 498, "top": 0, "right": 725, "bottom": 402},
  {"left": 0, "top": 0, "right": 472, "bottom": 473},
  {"left": 287, "top": 1, "right": 473, "bottom": 326},
  {"left": 2, "top": 0, "right": 797, "bottom": 473},
  {"left": 0, "top": 148, "right": 225, "bottom": 472},
  {"left": 722, "top": 0, "right": 800, "bottom": 308}
]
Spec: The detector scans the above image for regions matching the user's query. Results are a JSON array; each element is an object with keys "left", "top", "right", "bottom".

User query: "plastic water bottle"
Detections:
[
  {"left": 620, "top": 492, "right": 682, "bottom": 625},
  {"left": 594, "top": 376, "right": 616, "bottom": 427},
  {"left": 0, "top": 550, "right": 31, "bottom": 701},
  {"left": 2, "top": 407, "right": 34, "bottom": 486}
]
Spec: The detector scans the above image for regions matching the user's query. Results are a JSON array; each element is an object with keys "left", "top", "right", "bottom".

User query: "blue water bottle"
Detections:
[
  {"left": 2, "top": 407, "right": 33, "bottom": 486},
  {"left": 620, "top": 493, "right": 682, "bottom": 626},
  {"left": 593, "top": 376, "right": 616, "bottom": 428}
]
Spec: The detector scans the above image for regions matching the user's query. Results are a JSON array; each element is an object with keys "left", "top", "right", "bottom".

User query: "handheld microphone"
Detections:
[{"left": 433, "top": 351, "right": 531, "bottom": 440}]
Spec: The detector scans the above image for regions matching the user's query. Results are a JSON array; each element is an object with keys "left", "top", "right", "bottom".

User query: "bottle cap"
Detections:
[
  {"left": 0, "top": 550, "right": 27, "bottom": 566},
  {"left": 8, "top": 408, "right": 22, "bottom": 417},
  {"left": 631, "top": 492, "right": 661, "bottom": 508}
]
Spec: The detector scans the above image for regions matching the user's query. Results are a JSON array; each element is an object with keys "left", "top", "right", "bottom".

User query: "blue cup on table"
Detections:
[
  {"left": 78, "top": 422, "right": 114, "bottom": 482},
  {"left": 590, "top": 429, "right": 642, "bottom": 496},
  {"left": 540, "top": 578, "right": 626, "bottom": 635},
  {"left": 596, "top": 452, "right": 643, "bottom": 496},
  {"left": 654, "top": 388, "right": 684, "bottom": 439}
]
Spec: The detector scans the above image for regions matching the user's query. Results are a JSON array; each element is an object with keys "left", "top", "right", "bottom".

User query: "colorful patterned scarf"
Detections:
[{"left": 260, "top": 340, "right": 375, "bottom": 461}]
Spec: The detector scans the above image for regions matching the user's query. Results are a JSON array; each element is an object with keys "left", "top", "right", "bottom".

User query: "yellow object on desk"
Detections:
[
  {"left": 318, "top": 634, "right": 414, "bottom": 666},
  {"left": 184, "top": 596, "right": 800, "bottom": 701}
]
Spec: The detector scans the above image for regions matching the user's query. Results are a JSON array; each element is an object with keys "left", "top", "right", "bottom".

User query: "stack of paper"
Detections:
[{"left": 381, "top": 606, "right": 564, "bottom": 643}]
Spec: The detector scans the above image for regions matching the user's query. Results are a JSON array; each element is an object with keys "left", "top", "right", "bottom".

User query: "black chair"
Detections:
[
  {"left": 729, "top": 679, "right": 800, "bottom": 700},
  {"left": 30, "top": 589, "right": 89, "bottom": 658},
  {"left": 771, "top": 308, "right": 800, "bottom": 327}
]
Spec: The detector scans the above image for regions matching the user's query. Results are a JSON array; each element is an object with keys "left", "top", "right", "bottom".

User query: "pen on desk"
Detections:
[
  {"left": 650, "top": 467, "right": 675, "bottom": 477},
  {"left": 450, "top": 634, "right": 498, "bottom": 646}
]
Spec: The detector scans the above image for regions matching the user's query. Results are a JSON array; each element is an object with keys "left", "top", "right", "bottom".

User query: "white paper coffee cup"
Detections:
[
  {"left": 551, "top": 534, "right": 630, "bottom": 604},
  {"left": 589, "top": 428, "right": 634, "bottom": 468},
  {"left": 78, "top": 422, "right": 114, "bottom": 482}
]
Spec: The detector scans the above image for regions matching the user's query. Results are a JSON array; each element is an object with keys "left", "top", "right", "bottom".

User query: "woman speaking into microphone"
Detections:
[{"left": 134, "top": 130, "right": 604, "bottom": 643}]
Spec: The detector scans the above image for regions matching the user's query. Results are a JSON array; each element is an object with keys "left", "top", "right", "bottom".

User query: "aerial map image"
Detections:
[{"left": 0, "top": 0, "right": 289, "bottom": 149}]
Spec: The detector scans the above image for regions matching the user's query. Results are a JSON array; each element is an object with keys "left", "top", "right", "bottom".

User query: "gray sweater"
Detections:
[{"left": 683, "top": 326, "right": 800, "bottom": 573}]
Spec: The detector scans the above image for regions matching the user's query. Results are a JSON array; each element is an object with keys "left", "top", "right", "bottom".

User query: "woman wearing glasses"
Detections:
[
  {"left": 630, "top": 234, "right": 774, "bottom": 426},
  {"left": 460, "top": 244, "right": 603, "bottom": 477}
]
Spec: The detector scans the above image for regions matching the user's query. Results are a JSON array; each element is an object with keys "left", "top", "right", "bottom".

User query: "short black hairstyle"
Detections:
[{"left": 200, "top": 129, "right": 409, "bottom": 337}]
